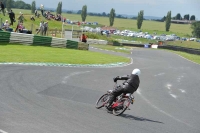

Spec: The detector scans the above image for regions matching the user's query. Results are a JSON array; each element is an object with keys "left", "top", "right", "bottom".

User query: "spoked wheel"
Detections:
[
  {"left": 96, "top": 94, "right": 109, "bottom": 109},
  {"left": 113, "top": 98, "right": 129, "bottom": 116}
]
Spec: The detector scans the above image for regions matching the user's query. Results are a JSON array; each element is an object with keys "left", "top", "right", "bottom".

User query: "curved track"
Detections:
[{"left": 0, "top": 47, "right": 200, "bottom": 133}]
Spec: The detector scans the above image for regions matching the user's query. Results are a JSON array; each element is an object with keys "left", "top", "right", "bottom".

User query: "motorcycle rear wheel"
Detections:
[
  {"left": 95, "top": 94, "right": 109, "bottom": 109},
  {"left": 113, "top": 98, "right": 129, "bottom": 116}
]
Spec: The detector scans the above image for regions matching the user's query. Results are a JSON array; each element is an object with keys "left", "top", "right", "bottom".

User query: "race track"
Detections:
[{"left": 0, "top": 47, "right": 200, "bottom": 133}]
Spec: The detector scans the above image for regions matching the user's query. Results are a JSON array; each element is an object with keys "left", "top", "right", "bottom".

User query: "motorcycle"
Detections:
[{"left": 95, "top": 81, "right": 135, "bottom": 116}]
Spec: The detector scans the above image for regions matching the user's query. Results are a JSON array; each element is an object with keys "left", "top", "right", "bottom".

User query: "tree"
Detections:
[
  {"left": 6, "top": 0, "right": 11, "bottom": 12},
  {"left": 81, "top": 5, "right": 87, "bottom": 22},
  {"left": 161, "top": 16, "right": 166, "bottom": 21},
  {"left": 102, "top": 12, "right": 106, "bottom": 16},
  {"left": 56, "top": 1, "right": 62, "bottom": 14},
  {"left": 176, "top": 13, "right": 181, "bottom": 20},
  {"left": 137, "top": 10, "right": 144, "bottom": 29},
  {"left": 77, "top": 10, "right": 81, "bottom": 14},
  {"left": 109, "top": 8, "right": 115, "bottom": 26},
  {"left": 191, "top": 21, "right": 200, "bottom": 38},
  {"left": 190, "top": 15, "right": 195, "bottom": 20},
  {"left": 184, "top": 14, "right": 190, "bottom": 20},
  {"left": 31, "top": 1, "right": 36, "bottom": 14},
  {"left": 59, "top": 2, "right": 62, "bottom": 15},
  {"left": 165, "top": 11, "right": 171, "bottom": 31}
]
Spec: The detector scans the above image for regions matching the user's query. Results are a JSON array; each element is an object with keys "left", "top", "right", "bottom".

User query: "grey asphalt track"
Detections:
[{"left": 0, "top": 47, "right": 200, "bottom": 133}]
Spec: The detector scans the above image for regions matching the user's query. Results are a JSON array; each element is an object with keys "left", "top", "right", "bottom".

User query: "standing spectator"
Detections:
[
  {"left": 18, "top": 12, "right": 24, "bottom": 23},
  {"left": 36, "top": 21, "right": 44, "bottom": 35},
  {"left": 43, "top": 21, "right": 48, "bottom": 36},
  {"left": 8, "top": 10, "right": 15, "bottom": 26},
  {"left": 80, "top": 34, "right": 87, "bottom": 43},
  {"left": 35, "top": 9, "right": 37, "bottom": 17},
  {"left": 0, "top": 2, "right": 5, "bottom": 16},
  {"left": 40, "top": 4, "right": 44, "bottom": 16}
]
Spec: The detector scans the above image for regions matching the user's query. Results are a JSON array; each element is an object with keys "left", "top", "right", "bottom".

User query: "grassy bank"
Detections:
[{"left": 0, "top": 43, "right": 130, "bottom": 64}]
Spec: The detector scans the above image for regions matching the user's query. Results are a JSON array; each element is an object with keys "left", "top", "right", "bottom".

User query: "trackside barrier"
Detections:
[
  {"left": 10, "top": 32, "right": 34, "bottom": 45},
  {"left": 33, "top": 35, "right": 52, "bottom": 46},
  {"left": 66, "top": 40, "right": 78, "bottom": 49},
  {"left": 0, "top": 31, "right": 11, "bottom": 43},
  {"left": 0, "top": 31, "right": 89, "bottom": 50},
  {"left": 87, "top": 39, "right": 107, "bottom": 45},
  {"left": 51, "top": 37, "right": 67, "bottom": 48},
  {"left": 122, "top": 42, "right": 200, "bottom": 55},
  {"left": 78, "top": 42, "right": 89, "bottom": 50}
]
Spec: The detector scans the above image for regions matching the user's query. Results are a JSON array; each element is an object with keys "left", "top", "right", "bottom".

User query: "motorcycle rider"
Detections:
[{"left": 106, "top": 68, "right": 141, "bottom": 112}]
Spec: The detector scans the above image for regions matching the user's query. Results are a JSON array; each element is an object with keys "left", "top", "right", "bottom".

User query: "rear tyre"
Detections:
[
  {"left": 113, "top": 98, "right": 129, "bottom": 116},
  {"left": 96, "top": 94, "right": 109, "bottom": 109}
]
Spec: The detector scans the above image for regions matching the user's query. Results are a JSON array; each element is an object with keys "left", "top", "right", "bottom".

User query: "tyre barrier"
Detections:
[
  {"left": 0, "top": 31, "right": 89, "bottom": 50},
  {"left": 0, "top": 31, "right": 11, "bottom": 43}
]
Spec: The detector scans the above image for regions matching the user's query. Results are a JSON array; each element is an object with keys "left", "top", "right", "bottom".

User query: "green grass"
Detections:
[
  {"left": 170, "top": 51, "right": 200, "bottom": 64},
  {"left": 0, "top": 8, "right": 193, "bottom": 37},
  {"left": 0, "top": 43, "right": 130, "bottom": 64}
]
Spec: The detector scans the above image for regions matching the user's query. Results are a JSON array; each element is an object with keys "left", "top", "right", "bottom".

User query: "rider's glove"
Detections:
[{"left": 113, "top": 76, "right": 119, "bottom": 82}]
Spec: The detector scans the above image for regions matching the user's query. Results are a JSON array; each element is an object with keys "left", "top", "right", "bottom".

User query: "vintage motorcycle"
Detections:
[{"left": 95, "top": 82, "right": 135, "bottom": 116}]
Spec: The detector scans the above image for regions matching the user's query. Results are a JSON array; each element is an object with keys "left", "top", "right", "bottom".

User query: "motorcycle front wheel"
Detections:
[{"left": 95, "top": 94, "right": 109, "bottom": 109}]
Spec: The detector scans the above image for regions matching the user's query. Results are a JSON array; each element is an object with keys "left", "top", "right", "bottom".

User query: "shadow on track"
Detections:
[{"left": 120, "top": 114, "right": 164, "bottom": 124}]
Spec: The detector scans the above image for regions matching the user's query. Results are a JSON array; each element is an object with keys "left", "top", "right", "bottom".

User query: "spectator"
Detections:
[
  {"left": 2, "top": 20, "right": 9, "bottom": 30},
  {"left": 55, "top": 14, "right": 61, "bottom": 21},
  {"left": 43, "top": 21, "right": 48, "bottom": 36},
  {"left": 8, "top": 10, "right": 15, "bottom": 26},
  {"left": 35, "top": 9, "right": 37, "bottom": 17},
  {"left": 36, "top": 21, "right": 44, "bottom": 35},
  {"left": 30, "top": 15, "right": 35, "bottom": 21},
  {"left": 40, "top": 4, "right": 44, "bottom": 16},
  {"left": 17, "top": 22, "right": 25, "bottom": 33},
  {"left": 0, "top": 2, "right": 5, "bottom": 16},
  {"left": 18, "top": 12, "right": 24, "bottom": 23},
  {"left": 80, "top": 34, "right": 87, "bottom": 43}
]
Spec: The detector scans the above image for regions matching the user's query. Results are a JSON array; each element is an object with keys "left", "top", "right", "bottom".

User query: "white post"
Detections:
[
  {"left": 71, "top": 25, "right": 74, "bottom": 40},
  {"left": 81, "top": 26, "right": 83, "bottom": 42},
  {"left": 61, "top": 22, "right": 64, "bottom": 38}
]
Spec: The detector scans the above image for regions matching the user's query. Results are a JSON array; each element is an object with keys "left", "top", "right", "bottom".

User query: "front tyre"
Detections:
[
  {"left": 113, "top": 98, "right": 129, "bottom": 116},
  {"left": 95, "top": 94, "right": 109, "bottom": 109}
]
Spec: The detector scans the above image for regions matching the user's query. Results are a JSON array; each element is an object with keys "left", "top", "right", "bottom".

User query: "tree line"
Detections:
[{"left": 1, "top": 0, "right": 31, "bottom": 11}]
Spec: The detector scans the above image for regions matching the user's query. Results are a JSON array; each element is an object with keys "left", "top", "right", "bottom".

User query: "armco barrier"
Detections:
[
  {"left": 10, "top": 32, "right": 34, "bottom": 45},
  {"left": 0, "top": 31, "right": 11, "bottom": 43},
  {"left": 33, "top": 35, "right": 52, "bottom": 46},
  {"left": 122, "top": 43, "right": 144, "bottom": 47},
  {"left": 123, "top": 42, "right": 200, "bottom": 55},
  {"left": 87, "top": 39, "right": 107, "bottom": 45}
]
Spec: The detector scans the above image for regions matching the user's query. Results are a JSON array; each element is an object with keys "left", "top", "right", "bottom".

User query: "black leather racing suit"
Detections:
[{"left": 107, "top": 74, "right": 140, "bottom": 107}]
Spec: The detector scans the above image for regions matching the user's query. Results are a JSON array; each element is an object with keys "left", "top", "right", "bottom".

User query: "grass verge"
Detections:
[
  {"left": 171, "top": 51, "right": 200, "bottom": 64},
  {"left": 0, "top": 43, "right": 130, "bottom": 64}
]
